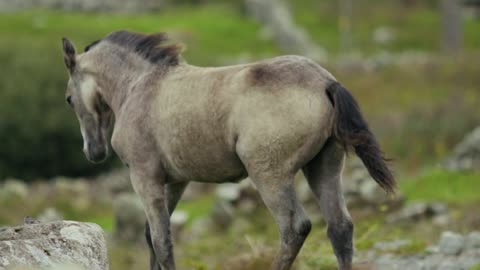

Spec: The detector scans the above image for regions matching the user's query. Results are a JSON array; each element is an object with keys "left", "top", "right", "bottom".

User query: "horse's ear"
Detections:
[{"left": 62, "top": 37, "right": 76, "bottom": 72}]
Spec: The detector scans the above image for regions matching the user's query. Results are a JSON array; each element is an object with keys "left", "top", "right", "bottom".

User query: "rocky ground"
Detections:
[{"left": 367, "top": 231, "right": 480, "bottom": 270}]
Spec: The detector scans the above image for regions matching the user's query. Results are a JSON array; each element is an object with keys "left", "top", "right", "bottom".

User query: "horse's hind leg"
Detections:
[
  {"left": 246, "top": 172, "right": 311, "bottom": 270},
  {"left": 302, "top": 138, "right": 353, "bottom": 270}
]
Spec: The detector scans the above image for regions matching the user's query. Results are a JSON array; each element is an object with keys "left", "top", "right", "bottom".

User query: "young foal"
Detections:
[{"left": 61, "top": 30, "right": 395, "bottom": 270}]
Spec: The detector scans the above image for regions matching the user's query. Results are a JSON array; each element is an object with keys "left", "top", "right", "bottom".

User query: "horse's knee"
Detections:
[
  {"left": 296, "top": 218, "right": 312, "bottom": 239},
  {"left": 327, "top": 219, "right": 354, "bottom": 262},
  {"left": 283, "top": 217, "right": 311, "bottom": 245}
]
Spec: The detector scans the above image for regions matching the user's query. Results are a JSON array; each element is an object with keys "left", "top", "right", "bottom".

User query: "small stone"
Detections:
[
  {"left": 171, "top": 210, "right": 189, "bottom": 240},
  {"left": 438, "top": 261, "right": 463, "bottom": 270},
  {"left": 113, "top": 193, "right": 145, "bottom": 243},
  {"left": 443, "top": 126, "right": 480, "bottom": 171},
  {"left": 374, "top": 239, "right": 412, "bottom": 251},
  {"left": 38, "top": 207, "right": 63, "bottom": 223},
  {"left": 24, "top": 216, "right": 41, "bottom": 225},
  {"left": 438, "top": 231, "right": 465, "bottom": 256},
  {"left": 215, "top": 184, "right": 240, "bottom": 202},
  {"left": 466, "top": 231, "right": 480, "bottom": 249},
  {"left": 387, "top": 202, "right": 429, "bottom": 223},
  {"left": 425, "top": 245, "right": 439, "bottom": 254},
  {"left": 359, "top": 180, "right": 389, "bottom": 204},
  {"left": 429, "top": 202, "right": 448, "bottom": 215},
  {"left": 373, "top": 26, "right": 396, "bottom": 45},
  {"left": 432, "top": 214, "right": 450, "bottom": 226}
]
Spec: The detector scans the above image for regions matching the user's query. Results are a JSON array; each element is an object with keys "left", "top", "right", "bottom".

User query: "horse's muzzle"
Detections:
[{"left": 84, "top": 142, "right": 108, "bottom": 164}]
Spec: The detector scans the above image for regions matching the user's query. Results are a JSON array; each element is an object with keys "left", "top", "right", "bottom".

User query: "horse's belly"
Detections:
[{"left": 162, "top": 142, "right": 247, "bottom": 183}]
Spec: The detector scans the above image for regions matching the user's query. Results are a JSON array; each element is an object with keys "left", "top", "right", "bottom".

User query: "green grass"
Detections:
[
  {"left": 87, "top": 215, "right": 114, "bottom": 232},
  {"left": 470, "top": 263, "right": 480, "bottom": 270},
  {"left": 176, "top": 195, "right": 215, "bottom": 224},
  {"left": 0, "top": 5, "right": 278, "bottom": 65},
  {"left": 401, "top": 169, "right": 480, "bottom": 204}
]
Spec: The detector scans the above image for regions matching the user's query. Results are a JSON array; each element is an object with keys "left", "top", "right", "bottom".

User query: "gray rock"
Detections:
[
  {"left": 370, "top": 232, "right": 480, "bottom": 270},
  {"left": 96, "top": 169, "right": 132, "bottom": 196},
  {"left": 215, "top": 184, "right": 241, "bottom": 202},
  {"left": 0, "top": 221, "right": 108, "bottom": 270},
  {"left": 432, "top": 214, "right": 450, "bottom": 226},
  {"left": 387, "top": 202, "right": 448, "bottom": 223},
  {"left": 343, "top": 157, "right": 403, "bottom": 207},
  {"left": 170, "top": 210, "right": 188, "bottom": 241},
  {"left": 439, "top": 231, "right": 465, "bottom": 256},
  {"left": 438, "top": 261, "right": 463, "bottom": 270},
  {"left": 430, "top": 202, "right": 449, "bottom": 215},
  {"left": 359, "top": 180, "right": 389, "bottom": 204},
  {"left": 8, "top": 263, "right": 88, "bottom": 269},
  {"left": 374, "top": 239, "right": 411, "bottom": 251},
  {"left": 387, "top": 202, "right": 429, "bottom": 223},
  {"left": 23, "top": 216, "right": 41, "bottom": 225},
  {"left": 466, "top": 231, "right": 480, "bottom": 249},
  {"left": 425, "top": 245, "right": 440, "bottom": 254},
  {"left": 373, "top": 26, "right": 396, "bottom": 45},
  {"left": 444, "top": 126, "right": 480, "bottom": 171},
  {"left": 113, "top": 193, "right": 145, "bottom": 243},
  {"left": 37, "top": 208, "right": 63, "bottom": 223}
]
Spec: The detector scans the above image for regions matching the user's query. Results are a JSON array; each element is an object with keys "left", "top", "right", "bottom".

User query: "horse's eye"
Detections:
[{"left": 66, "top": 96, "right": 72, "bottom": 106}]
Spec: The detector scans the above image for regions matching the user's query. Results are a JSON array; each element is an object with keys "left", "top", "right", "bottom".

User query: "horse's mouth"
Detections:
[{"left": 84, "top": 145, "right": 109, "bottom": 164}]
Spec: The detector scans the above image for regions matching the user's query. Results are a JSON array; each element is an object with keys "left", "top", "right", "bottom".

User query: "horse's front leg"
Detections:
[
  {"left": 130, "top": 168, "right": 176, "bottom": 270},
  {"left": 146, "top": 182, "right": 189, "bottom": 270}
]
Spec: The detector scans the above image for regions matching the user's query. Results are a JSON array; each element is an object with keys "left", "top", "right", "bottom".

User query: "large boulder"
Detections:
[
  {"left": 0, "top": 221, "right": 108, "bottom": 270},
  {"left": 444, "top": 126, "right": 480, "bottom": 171}
]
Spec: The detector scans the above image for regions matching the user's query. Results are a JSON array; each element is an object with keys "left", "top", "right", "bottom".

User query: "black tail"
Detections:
[{"left": 326, "top": 81, "right": 395, "bottom": 193}]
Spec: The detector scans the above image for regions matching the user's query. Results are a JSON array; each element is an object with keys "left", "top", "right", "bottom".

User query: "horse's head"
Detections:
[{"left": 62, "top": 38, "right": 113, "bottom": 163}]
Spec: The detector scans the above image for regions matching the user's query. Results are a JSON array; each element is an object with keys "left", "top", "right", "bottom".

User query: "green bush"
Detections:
[{"left": 0, "top": 41, "right": 116, "bottom": 180}]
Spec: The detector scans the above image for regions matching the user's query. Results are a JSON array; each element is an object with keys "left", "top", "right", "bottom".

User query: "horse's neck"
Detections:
[{"left": 99, "top": 63, "right": 177, "bottom": 117}]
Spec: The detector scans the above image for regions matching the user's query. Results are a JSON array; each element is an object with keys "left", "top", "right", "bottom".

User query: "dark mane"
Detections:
[
  {"left": 87, "top": 30, "right": 183, "bottom": 66},
  {"left": 84, "top": 40, "right": 101, "bottom": 52}
]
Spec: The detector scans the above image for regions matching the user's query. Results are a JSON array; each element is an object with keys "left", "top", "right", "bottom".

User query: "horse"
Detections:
[{"left": 61, "top": 30, "right": 395, "bottom": 270}]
